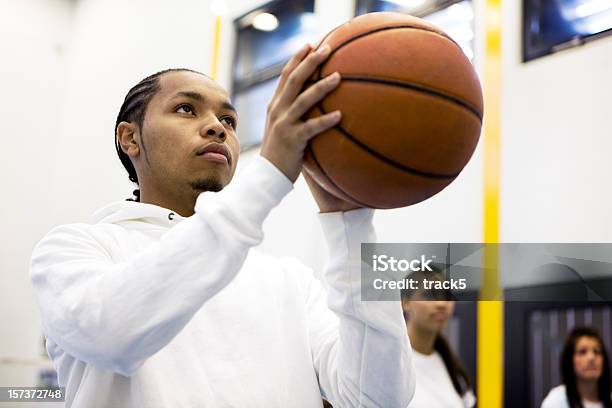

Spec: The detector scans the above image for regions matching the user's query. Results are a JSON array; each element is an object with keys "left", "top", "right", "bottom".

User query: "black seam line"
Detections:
[
  {"left": 306, "top": 145, "right": 370, "bottom": 208},
  {"left": 317, "top": 24, "right": 461, "bottom": 81},
  {"left": 340, "top": 76, "right": 483, "bottom": 121},
  {"left": 316, "top": 101, "right": 460, "bottom": 180}
]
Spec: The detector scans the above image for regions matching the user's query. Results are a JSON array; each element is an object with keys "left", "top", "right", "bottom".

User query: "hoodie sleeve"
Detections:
[
  {"left": 305, "top": 209, "right": 415, "bottom": 408},
  {"left": 30, "top": 155, "right": 292, "bottom": 377}
]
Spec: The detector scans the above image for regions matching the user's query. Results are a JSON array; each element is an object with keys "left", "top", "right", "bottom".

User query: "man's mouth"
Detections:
[{"left": 196, "top": 143, "right": 231, "bottom": 164}]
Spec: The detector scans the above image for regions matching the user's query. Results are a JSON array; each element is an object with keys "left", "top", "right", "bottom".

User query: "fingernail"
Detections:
[
  {"left": 328, "top": 72, "right": 341, "bottom": 81},
  {"left": 317, "top": 45, "right": 331, "bottom": 55},
  {"left": 333, "top": 111, "right": 342, "bottom": 120}
]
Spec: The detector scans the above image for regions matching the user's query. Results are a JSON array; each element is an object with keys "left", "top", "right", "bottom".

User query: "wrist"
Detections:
[
  {"left": 317, "top": 201, "right": 362, "bottom": 213},
  {"left": 259, "top": 150, "right": 298, "bottom": 182}
]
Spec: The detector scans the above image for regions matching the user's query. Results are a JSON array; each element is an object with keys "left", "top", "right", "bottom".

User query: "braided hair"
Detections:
[{"left": 114, "top": 68, "right": 206, "bottom": 201}]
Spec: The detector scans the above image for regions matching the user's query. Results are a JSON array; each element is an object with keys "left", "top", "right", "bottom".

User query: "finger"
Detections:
[
  {"left": 273, "top": 44, "right": 312, "bottom": 100},
  {"left": 285, "top": 72, "right": 340, "bottom": 122},
  {"left": 298, "top": 110, "right": 341, "bottom": 142},
  {"left": 277, "top": 44, "right": 332, "bottom": 109}
]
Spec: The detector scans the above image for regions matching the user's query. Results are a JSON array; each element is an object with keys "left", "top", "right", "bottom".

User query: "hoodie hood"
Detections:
[{"left": 92, "top": 201, "right": 185, "bottom": 228}]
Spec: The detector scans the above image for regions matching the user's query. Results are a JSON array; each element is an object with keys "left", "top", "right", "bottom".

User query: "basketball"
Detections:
[{"left": 303, "top": 12, "right": 484, "bottom": 209}]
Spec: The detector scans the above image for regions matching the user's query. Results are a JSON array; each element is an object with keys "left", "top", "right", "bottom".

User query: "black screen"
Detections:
[{"left": 524, "top": 0, "right": 612, "bottom": 61}]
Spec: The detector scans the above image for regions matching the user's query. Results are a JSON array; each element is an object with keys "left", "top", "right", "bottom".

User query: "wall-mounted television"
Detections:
[{"left": 523, "top": 0, "right": 612, "bottom": 62}]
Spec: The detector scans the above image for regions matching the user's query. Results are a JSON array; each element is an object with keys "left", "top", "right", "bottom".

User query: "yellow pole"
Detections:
[
  {"left": 211, "top": 15, "right": 222, "bottom": 80},
  {"left": 478, "top": 0, "right": 503, "bottom": 407}
]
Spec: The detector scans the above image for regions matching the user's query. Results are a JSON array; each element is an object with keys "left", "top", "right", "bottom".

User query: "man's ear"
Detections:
[
  {"left": 401, "top": 299, "right": 410, "bottom": 316},
  {"left": 116, "top": 121, "right": 140, "bottom": 158}
]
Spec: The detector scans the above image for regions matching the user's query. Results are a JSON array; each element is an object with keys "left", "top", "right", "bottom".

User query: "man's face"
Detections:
[{"left": 137, "top": 71, "right": 240, "bottom": 195}]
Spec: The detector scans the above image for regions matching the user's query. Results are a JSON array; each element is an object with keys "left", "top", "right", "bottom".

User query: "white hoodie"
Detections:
[{"left": 30, "top": 156, "right": 414, "bottom": 408}]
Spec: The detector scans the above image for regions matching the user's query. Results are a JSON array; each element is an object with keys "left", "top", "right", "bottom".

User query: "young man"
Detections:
[{"left": 30, "top": 44, "right": 415, "bottom": 407}]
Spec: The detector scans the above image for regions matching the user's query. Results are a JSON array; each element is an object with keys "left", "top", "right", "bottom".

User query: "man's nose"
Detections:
[{"left": 200, "top": 118, "right": 226, "bottom": 141}]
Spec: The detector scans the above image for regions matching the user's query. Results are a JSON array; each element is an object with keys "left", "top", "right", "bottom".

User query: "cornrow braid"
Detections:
[{"left": 114, "top": 68, "right": 207, "bottom": 202}]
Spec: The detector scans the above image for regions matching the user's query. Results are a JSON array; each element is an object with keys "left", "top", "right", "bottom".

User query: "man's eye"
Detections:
[
  {"left": 222, "top": 117, "right": 237, "bottom": 129},
  {"left": 176, "top": 105, "right": 195, "bottom": 115}
]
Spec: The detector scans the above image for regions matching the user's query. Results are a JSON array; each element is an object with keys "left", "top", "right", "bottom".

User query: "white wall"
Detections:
[
  {"left": 500, "top": 1, "right": 612, "bottom": 243},
  {"left": 0, "top": 0, "right": 75, "bottom": 386}
]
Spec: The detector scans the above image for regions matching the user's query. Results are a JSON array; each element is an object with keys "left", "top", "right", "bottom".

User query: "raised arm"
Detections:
[
  {"left": 306, "top": 209, "right": 415, "bottom": 408},
  {"left": 30, "top": 157, "right": 290, "bottom": 376}
]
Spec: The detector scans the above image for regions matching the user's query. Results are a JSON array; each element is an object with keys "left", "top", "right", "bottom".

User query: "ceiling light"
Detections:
[{"left": 252, "top": 12, "right": 279, "bottom": 31}]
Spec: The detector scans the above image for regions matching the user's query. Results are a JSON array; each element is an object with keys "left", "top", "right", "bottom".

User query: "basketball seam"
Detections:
[
  {"left": 317, "top": 24, "right": 464, "bottom": 79},
  {"left": 315, "top": 25, "right": 482, "bottom": 120},
  {"left": 329, "top": 24, "right": 459, "bottom": 55},
  {"left": 310, "top": 76, "right": 483, "bottom": 121},
  {"left": 305, "top": 145, "right": 370, "bottom": 207},
  {"left": 314, "top": 98, "right": 461, "bottom": 179},
  {"left": 348, "top": 76, "right": 482, "bottom": 120}
]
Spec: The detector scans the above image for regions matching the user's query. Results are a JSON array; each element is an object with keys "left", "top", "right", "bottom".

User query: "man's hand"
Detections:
[
  {"left": 260, "top": 43, "right": 342, "bottom": 183},
  {"left": 302, "top": 171, "right": 362, "bottom": 213}
]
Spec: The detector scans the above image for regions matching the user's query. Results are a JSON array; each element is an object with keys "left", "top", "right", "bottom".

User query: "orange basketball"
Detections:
[{"left": 303, "top": 12, "right": 483, "bottom": 209}]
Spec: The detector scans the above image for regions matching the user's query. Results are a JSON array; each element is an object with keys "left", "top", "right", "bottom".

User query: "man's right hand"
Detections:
[{"left": 260, "top": 43, "right": 342, "bottom": 183}]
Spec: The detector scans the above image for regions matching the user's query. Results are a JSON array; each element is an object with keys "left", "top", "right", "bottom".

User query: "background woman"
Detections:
[
  {"left": 542, "top": 326, "right": 612, "bottom": 408},
  {"left": 401, "top": 270, "right": 475, "bottom": 408}
]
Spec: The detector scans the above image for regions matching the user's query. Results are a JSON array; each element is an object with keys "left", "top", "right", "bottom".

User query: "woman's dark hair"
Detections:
[
  {"left": 401, "top": 267, "right": 472, "bottom": 396},
  {"left": 561, "top": 326, "right": 612, "bottom": 408},
  {"left": 114, "top": 68, "right": 205, "bottom": 201}
]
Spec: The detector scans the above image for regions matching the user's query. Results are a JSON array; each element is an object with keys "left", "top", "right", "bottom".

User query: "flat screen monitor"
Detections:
[{"left": 523, "top": 0, "right": 612, "bottom": 62}]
